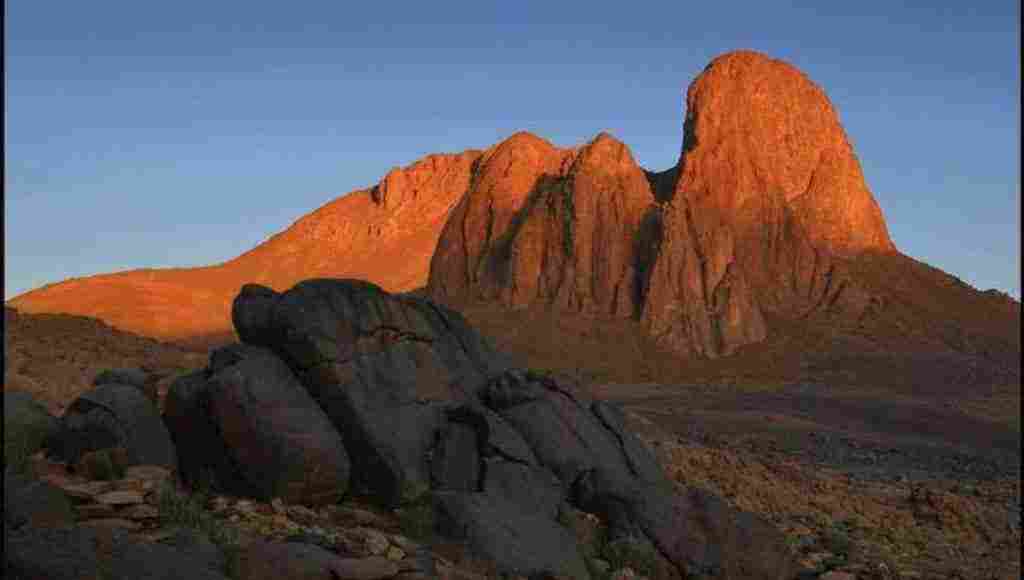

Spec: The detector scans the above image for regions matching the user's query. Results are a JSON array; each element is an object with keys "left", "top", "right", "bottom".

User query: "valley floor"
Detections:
[{"left": 593, "top": 380, "right": 1021, "bottom": 579}]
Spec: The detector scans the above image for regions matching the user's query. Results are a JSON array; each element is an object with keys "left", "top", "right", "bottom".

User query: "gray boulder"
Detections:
[
  {"left": 213, "top": 278, "right": 801, "bottom": 579},
  {"left": 237, "top": 540, "right": 399, "bottom": 580},
  {"left": 433, "top": 491, "right": 590, "bottom": 579},
  {"left": 480, "top": 370, "right": 667, "bottom": 491},
  {"left": 4, "top": 469, "right": 75, "bottom": 530},
  {"left": 205, "top": 344, "right": 351, "bottom": 504},
  {"left": 47, "top": 384, "right": 176, "bottom": 470},
  {"left": 231, "top": 283, "right": 281, "bottom": 345},
  {"left": 163, "top": 369, "right": 247, "bottom": 492},
  {"left": 93, "top": 370, "right": 157, "bottom": 407},
  {"left": 93, "top": 368, "right": 149, "bottom": 389},
  {"left": 233, "top": 278, "right": 513, "bottom": 506},
  {"left": 573, "top": 469, "right": 799, "bottom": 580},
  {"left": 5, "top": 525, "right": 229, "bottom": 580},
  {"left": 93, "top": 368, "right": 157, "bottom": 403}
]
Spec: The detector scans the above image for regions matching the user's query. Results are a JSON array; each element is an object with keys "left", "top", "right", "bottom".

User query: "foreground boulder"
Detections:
[
  {"left": 163, "top": 278, "right": 802, "bottom": 578},
  {"left": 47, "top": 384, "right": 176, "bottom": 471},
  {"left": 480, "top": 369, "right": 798, "bottom": 579},
  {"left": 163, "top": 369, "right": 243, "bottom": 491},
  {"left": 433, "top": 491, "right": 591, "bottom": 579},
  {"left": 574, "top": 469, "right": 798, "bottom": 580},
  {"left": 232, "top": 279, "right": 513, "bottom": 506},
  {"left": 5, "top": 525, "right": 228, "bottom": 580},
  {"left": 94, "top": 367, "right": 158, "bottom": 404},
  {"left": 164, "top": 344, "right": 351, "bottom": 505},
  {"left": 4, "top": 469, "right": 75, "bottom": 530},
  {"left": 237, "top": 540, "right": 399, "bottom": 580}
]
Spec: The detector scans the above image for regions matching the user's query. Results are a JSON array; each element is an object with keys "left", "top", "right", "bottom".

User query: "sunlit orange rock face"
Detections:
[
  {"left": 8, "top": 151, "right": 481, "bottom": 346},
  {"left": 429, "top": 50, "right": 897, "bottom": 357},
  {"left": 675, "top": 50, "right": 894, "bottom": 255},
  {"left": 428, "top": 131, "right": 652, "bottom": 317},
  {"left": 10, "top": 50, "right": 908, "bottom": 357}
]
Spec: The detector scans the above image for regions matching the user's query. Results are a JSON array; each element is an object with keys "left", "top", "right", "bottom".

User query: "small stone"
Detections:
[
  {"left": 385, "top": 545, "right": 406, "bottom": 561},
  {"left": 286, "top": 504, "right": 320, "bottom": 524},
  {"left": 390, "top": 534, "right": 421, "bottom": 554},
  {"left": 362, "top": 529, "right": 391, "bottom": 556},
  {"left": 115, "top": 478, "right": 148, "bottom": 492},
  {"left": 210, "top": 496, "right": 231, "bottom": 513},
  {"left": 120, "top": 504, "right": 160, "bottom": 519},
  {"left": 271, "top": 514, "right": 293, "bottom": 528},
  {"left": 59, "top": 481, "right": 115, "bottom": 500},
  {"left": 96, "top": 490, "right": 145, "bottom": 505},
  {"left": 123, "top": 465, "right": 171, "bottom": 482},
  {"left": 325, "top": 505, "right": 392, "bottom": 528},
  {"left": 79, "top": 518, "right": 142, "bottom": 530},
  {"left": 76, "top": 503, "right": 117, "bottom": 519},
  {"left": 235, "top": 499, "right": 256, "bottom": 514},
  {"left": 271, "top": 497, "right": 286, "bottom": 514},
  {"left": 75, "top": 447, "right": 129, "bottom": 480}
]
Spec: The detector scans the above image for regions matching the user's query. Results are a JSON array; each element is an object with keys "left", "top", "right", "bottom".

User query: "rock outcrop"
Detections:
[
  {"left": 160, "top": 278, "right": 800, "bottom": 578},
  {"left": 46, "top": 383, "right": 177, "bottom": 471},
  {"left": 427, "top": 50, "right": 898, "bottom": 357},
  {"left": 165, "top": 343, "right": 352, "bottom": 505}
]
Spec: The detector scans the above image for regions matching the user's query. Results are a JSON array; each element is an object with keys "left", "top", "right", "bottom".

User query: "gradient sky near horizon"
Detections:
[{"left": 5, "top": 1, "right": 1021, "bottom": 300}]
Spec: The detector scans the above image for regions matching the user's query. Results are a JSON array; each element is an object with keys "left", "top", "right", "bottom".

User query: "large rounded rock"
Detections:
[
  {"left": 231, "top": 283, "right": 281, "bottom": 346},
  {"left": 47, "top": 384, "right": 176, "bottom": 470},
  {"left": 5, "top": 525, "right": 229, "bottom": 580},
  {"left": 234, "top": 278, "right": 513, "bottom": 506},
  {"left": 433, "top": 491, "right": 591, "bottom": 579},
  {"left": 573, "top": 470, "right": 799, "bottom": 580},
  {"left": 4, "top": 469, "right": 75, "bottom": 530},
  {"left": 237, "top": 541, "right": 399, "bottom": 580},
  {"left": 205, "top": 344, "right": 351, "bottom": 504},
  {"left": 163, "top": 369, "right": 247, "bottom": 492},
  {"left": 93, "top": 368, "right": 158, "bottom": 404},
  {"left": 479, "top": 369, "right": 666, "bottom": 491}
]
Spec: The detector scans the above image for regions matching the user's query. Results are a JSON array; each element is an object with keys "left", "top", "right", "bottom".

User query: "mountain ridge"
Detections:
[{"left": 8, "top": 50, "right": 1020, "bottom": 372}]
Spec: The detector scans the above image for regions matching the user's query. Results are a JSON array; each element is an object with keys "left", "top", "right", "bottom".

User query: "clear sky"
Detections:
[{"left": 5, "top": 1, "right": 1021, "bottom": 300}]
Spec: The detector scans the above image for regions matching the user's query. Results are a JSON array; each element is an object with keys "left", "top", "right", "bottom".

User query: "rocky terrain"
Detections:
[{"left": 4, "top": 49, "right": 1021, "bottom": 579}]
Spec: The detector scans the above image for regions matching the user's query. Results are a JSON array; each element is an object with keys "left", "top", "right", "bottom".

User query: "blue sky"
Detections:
[{"left": 5, "top": 1, "right": 1020, "bottom": 300}]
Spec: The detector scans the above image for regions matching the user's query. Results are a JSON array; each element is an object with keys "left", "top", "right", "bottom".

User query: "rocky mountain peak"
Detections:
[{"left": 675, "top": 49, "right": 895, "bottom": 256}]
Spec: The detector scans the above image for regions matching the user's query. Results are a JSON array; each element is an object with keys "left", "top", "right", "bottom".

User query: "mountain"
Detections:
[
  {"left": 8, "top": 50, "right": 1019, "bottom": 375},
  {"left": 9, "top": 151, "right": 480, "bottom": 348}
]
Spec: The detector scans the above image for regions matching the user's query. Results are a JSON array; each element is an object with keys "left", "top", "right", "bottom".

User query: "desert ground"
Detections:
[{"left": 5, "top": 303, "right": 1020, "bottom": 579}]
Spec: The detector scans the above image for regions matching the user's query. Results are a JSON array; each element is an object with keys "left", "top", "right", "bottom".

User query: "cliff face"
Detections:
[
  {"left": 427, "top": 51, "right": 899, "bottom": 357},
  {"left": 428, "top": 132, "right": 653, "bottom": 317}
]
